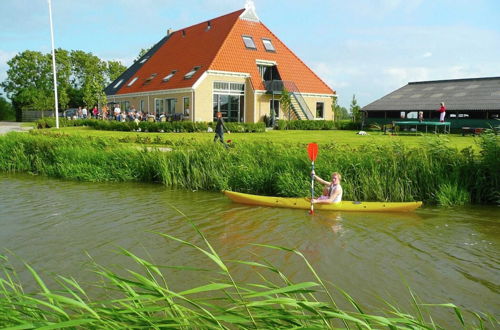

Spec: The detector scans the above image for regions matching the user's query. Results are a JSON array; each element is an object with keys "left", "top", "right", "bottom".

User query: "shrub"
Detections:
[{"left": 275, "top": 120, "right": 336, "bottom": 130}]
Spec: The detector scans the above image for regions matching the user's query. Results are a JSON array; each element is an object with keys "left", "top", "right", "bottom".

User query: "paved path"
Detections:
[{"left": 0, "top": 122, "right": 33, "bottom": 135}]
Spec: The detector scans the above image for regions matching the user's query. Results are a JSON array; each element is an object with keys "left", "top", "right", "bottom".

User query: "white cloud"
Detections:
[{"left": 422, "top": 52, "right": 432, "bottom": 58}]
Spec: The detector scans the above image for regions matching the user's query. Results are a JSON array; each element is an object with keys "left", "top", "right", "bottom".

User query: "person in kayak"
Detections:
[
  {"left": 311, "top": 171, "right": 343, "bottom": 204},
  {"left": 214, "top": 111, "right": 230, "bottom": 148}
]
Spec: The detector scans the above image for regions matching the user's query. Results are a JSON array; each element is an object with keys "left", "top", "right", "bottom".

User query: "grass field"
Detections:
[{"left": 53, "top": 126, "right": 483, "bottom": 150}]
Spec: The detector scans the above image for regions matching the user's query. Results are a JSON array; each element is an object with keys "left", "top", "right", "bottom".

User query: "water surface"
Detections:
[{"left": 0, "top": 174, "right": 498, "bottom": 326}]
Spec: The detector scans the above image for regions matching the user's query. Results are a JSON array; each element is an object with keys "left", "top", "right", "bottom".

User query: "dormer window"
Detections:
[
  {"left": 113, "top": 79, "right": 124, "bottom": 89},
  {"left": 127, "top": 77, "right": 138, "bottom": 87},
  {"left": 163, "top": 70, "right": 177, "bottom": 82},
  {"left": 184, "top": 66, "right": 201, "bottom": 79},
  {"left": 143, "top": 73, "right": 157, "bottom": 85},
  {"left": 262, "top": 39, "right": 275, "bottom": 52},
  {"left": 242, "top": 36, "right": 256, "bottom": 50}
]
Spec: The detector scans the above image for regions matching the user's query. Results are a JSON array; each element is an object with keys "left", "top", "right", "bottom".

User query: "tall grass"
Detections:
[
  {"left": 0, "top": 130, "right": 498, "bottom": 204},
  {"left": 1, "top": 228, "right": 495, "bottom": 328}
]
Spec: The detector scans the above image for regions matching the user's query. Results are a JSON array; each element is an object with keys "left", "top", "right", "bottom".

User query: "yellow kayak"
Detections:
[{"left": 224, "top": 191, "right": 422, "bottom": 212}]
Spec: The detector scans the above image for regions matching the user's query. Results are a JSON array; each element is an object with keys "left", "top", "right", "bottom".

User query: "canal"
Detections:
[{"left": 0, "top": 173, "right": 498, "bottom": 325}]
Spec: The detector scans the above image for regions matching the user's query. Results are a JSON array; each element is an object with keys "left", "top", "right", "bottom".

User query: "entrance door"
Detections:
[{"left": 270, "top": 100, "right": 280, "bottom": 119}]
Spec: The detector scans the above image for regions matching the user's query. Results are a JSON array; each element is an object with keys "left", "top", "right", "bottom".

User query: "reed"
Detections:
[
  {"left": 0, "top": 231, "right": 495, "bottom": 329},
  {"left": 0, "top": 131, "right": 498, "bottom": 204}
]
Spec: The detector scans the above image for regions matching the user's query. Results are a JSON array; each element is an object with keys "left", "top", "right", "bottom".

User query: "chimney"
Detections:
[{"left": 167, "top": 28, "right": 173, "bottom": 36}]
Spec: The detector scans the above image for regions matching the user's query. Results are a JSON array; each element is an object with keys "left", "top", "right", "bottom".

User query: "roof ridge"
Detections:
[
  {"left": 258, "top": 21, "right": 335, "bottom": 94},
  {"left": 409, "top": 76, "right": 500, "bottom": 85},
  {"left": 206, "top": 9, "right": 246, "bottom": 80},
  {"left": 174, "top": 8, "right": 245, "bottom": 34}
]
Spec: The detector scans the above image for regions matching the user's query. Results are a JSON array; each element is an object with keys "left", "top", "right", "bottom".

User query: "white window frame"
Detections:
[
  {"left": 262, "top": 38, "right": 275, "bottom": 52},
  {"left": 184, "top": 66, "right": 201, "bottom": 79},
  {"left": 163, "top": 70, "right": 177, "bottom": 82},
  {"left": 183, "top": 97, "right": 190, "bottom": 116},
  {"left": 165, "top": 98, "right": 177, "bottom": 115},
  {"left": 154, "top": 98, "right": 164, "bottom": 114},
  {"left": 242, "top": 36, "right": 256, "bottom": 49}
]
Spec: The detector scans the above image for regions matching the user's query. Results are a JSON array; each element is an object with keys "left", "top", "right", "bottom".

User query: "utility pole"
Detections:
[{"left": 48, "top": 0, "right": 59, "bottom": 128}]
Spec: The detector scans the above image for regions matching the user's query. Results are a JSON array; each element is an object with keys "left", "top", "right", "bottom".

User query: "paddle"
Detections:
[{"left": 307, "top": 143, "right": 318, "bottom": 214}]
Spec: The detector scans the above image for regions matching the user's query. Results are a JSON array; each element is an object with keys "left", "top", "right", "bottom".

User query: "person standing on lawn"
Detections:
[{"left": 214, "top": 111, "right": 230, "bottom": 148}]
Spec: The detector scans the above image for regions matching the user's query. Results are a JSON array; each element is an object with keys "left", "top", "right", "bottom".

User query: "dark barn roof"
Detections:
[{"left": 362, "top": 77, "right": 500, "bottom": 112}]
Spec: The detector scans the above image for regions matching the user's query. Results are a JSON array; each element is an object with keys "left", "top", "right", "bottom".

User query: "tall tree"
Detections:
[
  {"left": 70, "top": 50, "right": 108, "bottom": 108},
  {"left": 350, "top": 94, "right": 361, "bottom": 123},
  {"left": 107, "top": 60, "right": 127, "bottom": 83},
  {"left": 0, "top": 95, "right": 14, "bottom": 120},
  {"left": 332, "top": 97, "right": 349, "bottom": 121},
  {"left": 1, "top": 50, "right": 52, "bottom": 111},
  {"left": 135, "top": 47, "right": 151, "bottom": 62},
  {"left": 280, "top": 88, "right": 292, "bottom": 121}
]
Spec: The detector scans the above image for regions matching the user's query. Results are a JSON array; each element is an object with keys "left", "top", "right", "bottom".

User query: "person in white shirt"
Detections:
[
  {"left": 311, "top": 172, "right": 343, "bottom": 204},
  {"left": 114, "top": 105, "right": 121, "bottom": 121}
]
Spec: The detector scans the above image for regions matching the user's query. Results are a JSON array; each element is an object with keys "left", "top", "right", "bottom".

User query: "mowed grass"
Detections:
[{"left": 54, "top": 126, "right": 482, "bottom": 150}]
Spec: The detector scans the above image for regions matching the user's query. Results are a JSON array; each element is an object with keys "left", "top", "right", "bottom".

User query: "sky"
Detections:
[{"left": 1, "top": 0, "right": 500, "bottom": 108}]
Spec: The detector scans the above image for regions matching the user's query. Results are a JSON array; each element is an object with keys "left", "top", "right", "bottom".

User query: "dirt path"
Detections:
[{"left": 0, "top": 122, "right": 33, "bottom": 135}]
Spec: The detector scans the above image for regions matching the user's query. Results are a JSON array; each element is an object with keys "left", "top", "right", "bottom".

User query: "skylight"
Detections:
[
  {"left": 113, "top": 79, "right": 124, "bottom": 89},
  {"left": 139, "top": 56, "right": 149, "bottom": 64},
  {"left": 163, "top": 70, "right": 177, "bottom": 82},
  {"left": 262, "top": 39, "right": 275, "bottom": 52},
  {"left": 143, "top": 73, "right": 157, "bottom": 85},
  {"left": 127, "top": 77, "right": 138, "bottom": 87},
  {"left": 242, "top": 36, "right": 256, "bottom": 49},
  {"left": 184, "top": 66, "right": 201, "bottom": 79}
]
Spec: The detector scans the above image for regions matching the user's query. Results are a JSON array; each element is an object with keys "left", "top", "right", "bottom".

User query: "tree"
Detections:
[
  {"left": 350, "top": 94, "right": 361, "bottom": 123},
  {"left": 280, "top": 88, "right": 292, "bottom": 121},
  {"left": 0, "top": 96, "right": 14, "bottom": 120},
  {"left": 1, "top": 49, "right": 127, "bottom": 113},
  {"left": 135, "top": 47, "right": 151, "bottom": 62},
  {"left": 331, "top": 97, "right": 349, "bottom": 121},
  {"left": 107, "top": 60, "right": 127, "bottom": 83},
  {"left": 1, "top": 50, "right": 52, "bottom": 111}
]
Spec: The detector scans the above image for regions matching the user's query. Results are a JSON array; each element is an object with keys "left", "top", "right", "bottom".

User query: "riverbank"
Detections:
[{"left": 0, "top": 130, "right": 498, "bottom": 205}]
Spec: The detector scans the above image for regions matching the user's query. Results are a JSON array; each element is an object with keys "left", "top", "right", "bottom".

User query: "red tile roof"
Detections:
[{"left": 111, "top": 8, "right": 335, "bottom": 96}]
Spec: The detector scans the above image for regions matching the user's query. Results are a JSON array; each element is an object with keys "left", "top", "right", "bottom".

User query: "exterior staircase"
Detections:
[{"left": 265, "top": 80, "right": 314, "bottom": 120}]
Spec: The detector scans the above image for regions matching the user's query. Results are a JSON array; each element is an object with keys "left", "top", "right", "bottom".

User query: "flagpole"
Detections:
[{"left": 48, "top": 0, "right": 59, "bottom": 128}]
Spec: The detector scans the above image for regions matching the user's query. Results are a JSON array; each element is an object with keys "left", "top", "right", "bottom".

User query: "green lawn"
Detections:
[{"left": 52, "top": 126, "right": 483, "bottom": 150}]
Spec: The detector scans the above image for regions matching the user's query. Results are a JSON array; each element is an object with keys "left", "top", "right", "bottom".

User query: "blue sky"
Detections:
[{"left": 1, "top": 0, "right": 499, "bottom": 108}]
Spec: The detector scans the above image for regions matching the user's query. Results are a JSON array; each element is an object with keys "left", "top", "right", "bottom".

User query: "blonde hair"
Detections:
[{"left": 332, "top": 172, "right": 342, "bottom": 181}]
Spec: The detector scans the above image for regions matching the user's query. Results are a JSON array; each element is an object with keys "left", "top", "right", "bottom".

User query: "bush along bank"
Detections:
[
  {"left": 34, "top": 117, "right": 265, "bottom": 133},
  {"left": 0, "top": 131, "right": 498, "bottom": 205},
  {"left": 274, "top": 119, "right": 359, "bottom": 130}
]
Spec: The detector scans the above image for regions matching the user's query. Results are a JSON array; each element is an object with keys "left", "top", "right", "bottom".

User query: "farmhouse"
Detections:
[
  {"left": 362, "top": 77, "right": 500, "bottom": 130},
  {"left": 104, "top": 3, "right": 335, "bottom": 123}
]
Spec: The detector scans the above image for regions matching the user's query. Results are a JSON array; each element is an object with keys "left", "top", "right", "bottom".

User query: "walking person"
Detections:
[
  {"left": 437, "top": 102, "right": 446, "bottom": 122},
  {"left": 214, "top": 112, "right": 230, "bottom": 148}
]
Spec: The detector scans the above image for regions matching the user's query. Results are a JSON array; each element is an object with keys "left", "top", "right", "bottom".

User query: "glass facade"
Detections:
[{"left": 213, "top": 81, "right": 245, "bottom": 122}]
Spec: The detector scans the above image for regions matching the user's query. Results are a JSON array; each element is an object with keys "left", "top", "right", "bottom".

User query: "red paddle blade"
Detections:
[{"left": 307, "top": 143, "right": 318, "bottom": 161}]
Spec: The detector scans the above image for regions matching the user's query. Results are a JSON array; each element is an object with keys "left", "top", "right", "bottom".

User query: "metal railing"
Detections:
[{"left": 264, "top": 80, "right": 314, "bottom": 120}]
